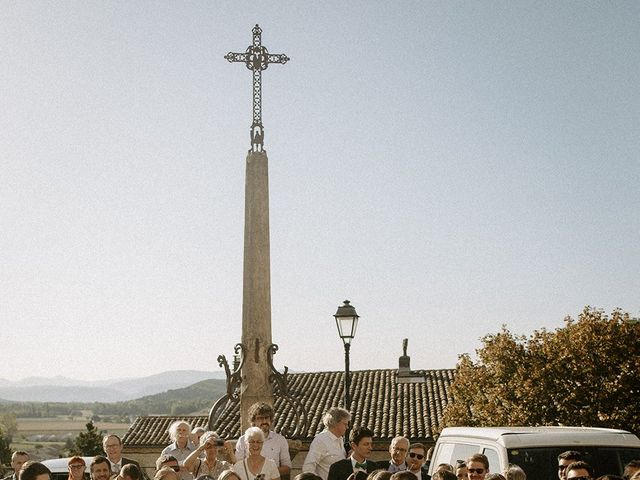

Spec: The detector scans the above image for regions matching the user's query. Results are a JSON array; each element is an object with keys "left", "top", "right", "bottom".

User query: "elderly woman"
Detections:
[
  {"left": 302, "top": 407, "right": 351, "bottom": 480},
  {"left": 184, "top": 432, "right": 236, "bottom": 479},
  {"left": 162, "top": 421, "right": 196, "bottom": 480},
  {"left": 232, "top": 427, "right": 280, "bottom": 480}
]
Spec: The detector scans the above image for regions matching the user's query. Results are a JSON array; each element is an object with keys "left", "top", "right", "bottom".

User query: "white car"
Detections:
[{"left": 429, "top": 426, "right": 640, "bottom": 480}]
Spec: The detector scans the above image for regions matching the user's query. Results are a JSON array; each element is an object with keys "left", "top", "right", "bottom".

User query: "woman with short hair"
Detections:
[
  {"left": 232, "top": 428, "right": 280, "bottom": 480},
  {"left": 184, "top": 432, "right": 236, "bottom": 479}
]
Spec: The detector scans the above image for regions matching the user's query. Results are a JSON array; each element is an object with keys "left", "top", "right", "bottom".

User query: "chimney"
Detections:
[{"left": 396, "top": 338, "right": 426, "bottom": 384}]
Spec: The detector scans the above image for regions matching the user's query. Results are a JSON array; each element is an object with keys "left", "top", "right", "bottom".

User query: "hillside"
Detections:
[
  {"left": 0, "top": 370, "right": 225, "bottom": 402},
  {"left": 0, "top": 378, "right": 228, "bottom": 417}
]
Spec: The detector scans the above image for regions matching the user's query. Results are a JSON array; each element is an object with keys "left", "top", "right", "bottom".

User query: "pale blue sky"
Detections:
[{"left": 1, "top": 2, "right": 638, "bottom": 382}]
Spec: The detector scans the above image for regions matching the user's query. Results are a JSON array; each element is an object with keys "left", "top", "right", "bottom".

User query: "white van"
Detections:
[{"left": 429, "top": 427, "right": 640, "bottom": 480}]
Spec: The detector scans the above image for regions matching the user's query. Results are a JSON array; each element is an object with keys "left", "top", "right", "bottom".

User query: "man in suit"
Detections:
[
  {"left": 407, "top": 443, "right": 430, "bottom": 480},
  {"left": 103, "top": 435, "right": 142, "bottom": 475},
  {"left": 377, "top": 437, "right": 410, "bottom": 472},
  {"left": 328, "top": 426, "right": 376, "bottom": 480}
]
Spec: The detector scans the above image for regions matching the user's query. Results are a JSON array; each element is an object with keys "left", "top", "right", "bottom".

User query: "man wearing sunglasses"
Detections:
[
  {"left": 406, "top": 443, "right": 429, "bottom": 480},
  {"left": 557, "top": 452, "right": 582, "bottom": 480},
  {"left": 565, "top": 461, "right": 594, "bottom": 480},
  {"left": 466, "top": 454, "right": 489, "bottom": 480}
]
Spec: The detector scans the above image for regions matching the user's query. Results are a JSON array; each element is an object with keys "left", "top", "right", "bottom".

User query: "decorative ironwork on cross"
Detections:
[{"left": 224, "top": 24, "right": 289, "bottom": 153}]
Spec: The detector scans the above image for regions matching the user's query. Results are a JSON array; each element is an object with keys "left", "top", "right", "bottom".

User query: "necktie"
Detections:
[
  {"left": 355, "top": 462, "right": 367, "bottom": 470},
  {"left": 113, "top": 464, "right": 120, "bottom": 474}
]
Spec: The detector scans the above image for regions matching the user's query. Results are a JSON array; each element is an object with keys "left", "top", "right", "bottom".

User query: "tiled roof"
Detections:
[{"left": 123, "top": 368, "right": 454, "bottom": 447}]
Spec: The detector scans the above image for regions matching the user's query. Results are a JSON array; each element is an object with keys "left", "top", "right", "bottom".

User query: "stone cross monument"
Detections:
[{"left": 225, "top": 24, "right": 289, "bottom": 430}]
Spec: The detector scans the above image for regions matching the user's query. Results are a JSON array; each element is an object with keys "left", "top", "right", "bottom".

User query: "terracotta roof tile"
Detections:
[{"left": 123, "top": 368, "right": 454, "bottom": 447}]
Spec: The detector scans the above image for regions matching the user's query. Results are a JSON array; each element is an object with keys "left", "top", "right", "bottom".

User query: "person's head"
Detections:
[
  {"left": 168, "top": 421, "right": 191, "bottom": 444},
  {"left": 154, "top": 467, "right": 178, "bottom": 480},
  {"left": 566, "top": 461, "right": 594, "bottom": 480},
  {"left": 455, "top": 461, "right": 468, "bottom": 480},
  {"left": 90, "top": 456, "right": 112, "bottom": 480},
  {"left": 200, "top": 431, "right": 223, "bottom": 458},
  {"left": 367, "top": 471, "right": 393, "bottom": 480},
  {"left": 244, "top": 426, "right": 265, "bottom": 457},
  {"left": 191, "top": 427, "right": 206, "bottom": 446},
  {"left": 155, "top": 455, "right": 179, "bottom": 472},
  {"left": 407, "top": 443, "right": 427, "bottom": 472},
  {"left": 103, "top": 435, "right": 123, "bottom": 462},
  {"left": 389, "top": 437, "right": 410, "bottom": 466},
  {"left": 349, "top": 426, "right": 374, "bottom": 462},
  {"left": 218, "top": 471, "right": 241, "bottom": 480},
  {"left": 390, "top": 472, "right": 417, "bottom": 480},
  {"left": 67, "top": 457, "right": 86, "bottom": 480},
  {"left": 467, "top": 454, "right": 489, "bottom": 480},
  {"left": 624, "top": 461, "right": 640, "bottom": 480},
  {"left": 11, "top": 452, "right": 30, "bottom": 475},
  {"left": 323, "top": 407, "right": 351, "bottom": 438},
  {"left": 119, "top": 464, "right": 141, "bottom": 480},
  {"left": 433, "top": 472, "right": 457, "bottom": 480},
  {"left": 437, "top": 465, "right": 454, "bottom": 473},
  {"left": 248, "top": 402, "right": 275, "bottom": 436},
  {"left": 295, "top": 474, "right": 323, "bottom": 480},
  {"left": 20, "top": 463, "right": 51, "bottom": 480},
  {"left": 347, "top": 473, "right": 369, "bottom": 480},
  {"left": 558, "top": 452, "right": 582, "bottom": 480},
  {"left": 504, "top": 464, "right": 526, "bottom": 480}
]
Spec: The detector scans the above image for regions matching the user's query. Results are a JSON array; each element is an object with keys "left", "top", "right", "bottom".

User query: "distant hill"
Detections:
[
  {"left": 0, "top": 378, "right": 228, "bottom": 417},
  {"left": 0, "top": 370, "right": 226, "bottom": 403}
]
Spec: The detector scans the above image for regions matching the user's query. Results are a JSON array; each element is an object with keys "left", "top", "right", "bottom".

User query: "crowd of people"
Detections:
[{"left": 4, "top": 404, "right": 640, "bottom": 480}]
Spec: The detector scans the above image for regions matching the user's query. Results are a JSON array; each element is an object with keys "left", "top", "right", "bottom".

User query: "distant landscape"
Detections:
[
  {"left": 0, "top": 370, "right": 227, "bottom": 402},
  {"left": 1, "top": 370, "right": 229, "bottom": 461}
]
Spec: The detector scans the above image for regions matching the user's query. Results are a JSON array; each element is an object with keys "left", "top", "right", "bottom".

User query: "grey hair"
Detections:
[
  {"left": 199, "top": 431, "right": 220, "bottom": 446},
  {"left": 243, "top": 426, "right": 265, "bottom": 443},
  {"left": 168, "top": 420, "right": 192, "bottom": 442},
  {"left": 322, "top": 407, "right": 351, "bottom": 428}
]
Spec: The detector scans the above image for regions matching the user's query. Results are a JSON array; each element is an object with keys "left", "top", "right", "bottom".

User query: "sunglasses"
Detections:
[
  {"left": 568, "top": 477, "right": 590, "bottom": 480},
  {"left": 468, "top": 469, "right": 485, "bottom": 474},
  {"left": 409, "top": 453, "right": 425, "bottom": 460}
]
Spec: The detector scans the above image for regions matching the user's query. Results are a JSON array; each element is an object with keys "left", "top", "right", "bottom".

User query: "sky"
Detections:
[{"left": 1, "top": 1, "right": 639, "bottom": 383}]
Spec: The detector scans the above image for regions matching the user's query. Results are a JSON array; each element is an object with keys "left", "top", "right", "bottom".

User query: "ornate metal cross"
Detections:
[{"left": 225, "top": 24, "right": 289, "bottom": 153}]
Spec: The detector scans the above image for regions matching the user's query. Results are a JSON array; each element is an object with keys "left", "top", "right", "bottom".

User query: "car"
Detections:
[
  {"left": 40, "top": 457, "right": 94, "bottom": 480},
  {"left": 428, "top": 426, "right": 640, "bottom": 480}
]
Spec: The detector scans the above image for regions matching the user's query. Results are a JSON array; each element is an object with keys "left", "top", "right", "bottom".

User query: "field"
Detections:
[{"left": 11, "top": 415, "right": 132, "bottom": 461}]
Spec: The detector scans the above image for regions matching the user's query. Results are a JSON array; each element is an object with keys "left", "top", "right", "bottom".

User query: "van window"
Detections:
[
  {"left": 451, "top": 443, "right": 480, "bottom": 464},
  {"left": 433, "top": 442, "right": 479, "bottom": 468},
  {"left": 507, "top": 446, "right": 640, "bottom": 480},
  {"left": 482, "top": 448, "right": 499, "bottom": 473}
]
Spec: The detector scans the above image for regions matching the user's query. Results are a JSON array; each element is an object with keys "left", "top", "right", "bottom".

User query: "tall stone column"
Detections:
[{"left": 240, "top": 150, "right": 273, "bottom": 431}]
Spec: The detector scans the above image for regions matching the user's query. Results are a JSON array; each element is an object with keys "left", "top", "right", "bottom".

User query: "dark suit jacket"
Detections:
[{"left": 328, "top": 459, "right": 377, "bottom": 480}]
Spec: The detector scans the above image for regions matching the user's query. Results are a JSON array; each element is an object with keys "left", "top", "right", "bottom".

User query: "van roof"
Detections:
[
  {"left": 40, "top": 457, "right": 95, "bottom": 473},
  {"left": 438, "top": 427, "right": 640, "bottom": 448}
]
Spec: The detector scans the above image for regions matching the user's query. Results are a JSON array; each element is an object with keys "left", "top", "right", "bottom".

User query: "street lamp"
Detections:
[{"left": 333, "top": 299, "right": 360, "bottom": 412}]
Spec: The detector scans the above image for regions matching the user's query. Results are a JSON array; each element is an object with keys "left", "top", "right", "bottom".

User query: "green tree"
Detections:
[
  {"left": 0, "top": 428, "right": 12, "bottom": 465},
  {"left": 442, "top": 307, "right": 640, "bottom": 435},
  {"left": 0, "top": 414, "right": 18, "bottom": 438},
  {"left": 70, "top": 420, "right": 105, "bottom": 456}
]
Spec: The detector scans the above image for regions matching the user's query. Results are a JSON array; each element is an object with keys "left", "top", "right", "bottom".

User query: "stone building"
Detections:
[{"left": 122, "top": 367, "right": 455, "bottom": 478}]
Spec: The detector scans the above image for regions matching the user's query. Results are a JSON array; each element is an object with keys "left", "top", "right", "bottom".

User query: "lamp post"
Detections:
[{"left": 333, "top": 299, "right": 360, "bottom": 412}]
